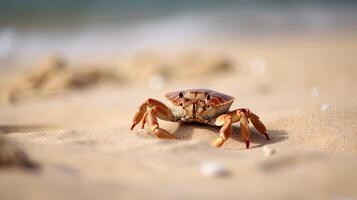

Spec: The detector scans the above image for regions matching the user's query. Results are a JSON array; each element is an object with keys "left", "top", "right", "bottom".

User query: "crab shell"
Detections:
[{"left": 165, "top": 89, "right": 234, "bottom": 124}]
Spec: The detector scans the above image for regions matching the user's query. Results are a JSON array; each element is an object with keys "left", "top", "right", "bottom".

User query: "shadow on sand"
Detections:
[
  {"left": 172, "top": 122, "right": 288, "bottom": 149},
  {"left": 0, "top": 124, "right": 59, "bottom": 134}
]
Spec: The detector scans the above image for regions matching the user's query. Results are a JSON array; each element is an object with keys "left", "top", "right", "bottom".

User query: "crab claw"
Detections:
[
  {"left": 211, "top": 137, "right": 225, "bottom": 147},
  {"left": 152, "top": 127, "right": 177, "bottom": 139},
  {"left": 131, "top": 98, "right": 177, "bottom": 140}
]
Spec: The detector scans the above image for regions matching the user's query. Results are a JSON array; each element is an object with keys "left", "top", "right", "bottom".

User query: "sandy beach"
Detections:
[{"left": 0, "top": 32, "right": 357, "bottom": 200}]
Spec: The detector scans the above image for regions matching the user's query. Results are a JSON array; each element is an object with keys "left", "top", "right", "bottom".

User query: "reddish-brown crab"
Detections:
[{"left": 130, "top": 89, "right": 270, "bottom": 148}]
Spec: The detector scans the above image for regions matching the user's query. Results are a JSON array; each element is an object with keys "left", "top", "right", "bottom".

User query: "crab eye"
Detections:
[
  {"left": 179, "top": 92, "right": 183, "bottom": 98},
  {"left": 206, "top": 94, "right": 211, "bottom": 100}
]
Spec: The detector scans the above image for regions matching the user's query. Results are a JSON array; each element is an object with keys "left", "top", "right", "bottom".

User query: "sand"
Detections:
[{"left": 0, "top": 33, "right": 357, "bottom": 200}]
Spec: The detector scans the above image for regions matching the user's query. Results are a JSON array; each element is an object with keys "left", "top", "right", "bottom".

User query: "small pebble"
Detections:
[
  {"left": 249, "top": 57, "right": 266, "bottom": 76},
  {"left": 199, "top": 161, "right": 229, "bottom": 177},
  {"left": 263, "top": 146, "right": 276, "bottom": 157},
  {"left": 148, "top": 74, "right": 166, "bottom": 90},
  {"left": 309, "top": 86, "right": 320, "bottom": 98},
  {"left": 320, "top": 104, "right": 329, "bottom": 111}
]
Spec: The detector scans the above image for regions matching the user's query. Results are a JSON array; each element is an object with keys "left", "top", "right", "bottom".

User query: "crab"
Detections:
[{"left": 130, "top": 89, "right": 270, "bottom": 148}]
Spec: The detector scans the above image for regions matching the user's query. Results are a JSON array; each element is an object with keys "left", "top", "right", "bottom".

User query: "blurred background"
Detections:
[
  {"left": 1, "top": 1, "right": 357, "bottom": 200},
  {"left": 0, "top": 0, "right": 356, "bottom": 116},
  {"left": 0, "top": 0, "right": 356, "bottom": 64}
]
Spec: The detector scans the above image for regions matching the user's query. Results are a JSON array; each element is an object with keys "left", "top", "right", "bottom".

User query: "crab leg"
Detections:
[
  {"left": 130, "top": 101, "right": 148, "bottom": 130},
  {"left": 211, "top": 114, "right": 233, "bottom": 147},
  {"left": 240, "top": 111, "right": 250, "bottom": 148},
  {"left": 212, "top": 109, "right": 269, "bottom": 148},
  {"left": 141, "top": 112, "right": 148, "bottom": 129},
  {"left": 248, "top": 111, "right": 270, "bottom": 140},
  {"left": 130, "top": 98, "right": 177, "bottom": 139}
]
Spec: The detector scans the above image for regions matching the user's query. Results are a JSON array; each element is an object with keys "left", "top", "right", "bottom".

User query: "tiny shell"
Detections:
[
  {"left": 199, "top": 161, "right": 229, "bottom": 177},
  {"left": 263, "top": 146, "right": 276, "bottom": 157},
  {"left": 320, "top": 104, "right": 329, "bottom": 111}
]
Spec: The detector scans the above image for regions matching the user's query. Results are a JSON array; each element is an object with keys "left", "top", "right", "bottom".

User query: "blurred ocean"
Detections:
[{"left": 0, "top": 0, "right": 356, "bottom": 65}]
